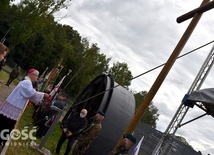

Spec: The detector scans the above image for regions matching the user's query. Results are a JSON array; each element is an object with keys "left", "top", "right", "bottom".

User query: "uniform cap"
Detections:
[
  {"left": 97, "top": 111, "right": 105, "bottom": 117},
  {"left": 123, "top": 133, "right": 136, "bottom": 144}
]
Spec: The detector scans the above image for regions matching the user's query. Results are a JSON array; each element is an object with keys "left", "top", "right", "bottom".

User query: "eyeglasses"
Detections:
[{"left": 32, "top": 74, "right": 38, "bottom": 77}]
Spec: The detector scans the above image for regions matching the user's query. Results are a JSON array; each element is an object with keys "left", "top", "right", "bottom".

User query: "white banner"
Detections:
[{"left": 132, "top": 136, "right": 144, "bottom": 155}]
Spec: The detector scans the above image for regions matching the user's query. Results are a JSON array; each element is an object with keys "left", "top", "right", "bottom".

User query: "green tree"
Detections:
[
  {"left": 8, "top": 22, "right": 64, "bottom": 70},
  {"left": 64, "top": 42, "right": 111, "bottom": 97},
  {"left": 0, "top": 1, "right": 113, "bottom": 100},
  {"left": 108, "top": 61, "right": 133, "bottom": 88},
  {"left": 173, "top": 135, "right": 193, "bottom": 148},
  {"left": 2, "top": 0, "right": 71, "bottom": 49},
  {"left": 134, "top": 91, "right": 159, "bottom": 128},
  {"left": 0, "top": 0, "right": 10, "bottom": 11}
]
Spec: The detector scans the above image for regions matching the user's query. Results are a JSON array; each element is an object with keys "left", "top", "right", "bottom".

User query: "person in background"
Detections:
[
  {"left": 0, "top": 43, "right": 9, "bottom": 61},
  {"left": 32, "top": 80, "right": 39, "bottom": 91},
  {"left": 6, "top": 65, "right": 20, "bottom": 86},
  {"left": 55, "top": 109, "right": 88, "bottom": 155},
  {"left": 35, "top": 90, "right": 67, "bottom": 138},
  {"left": 0, "top": 68, "right": 49, "bottom": 152},
  {"left": 27, "top": 79, "right": 40, "bottom": 106},
  {"left": 110, "top": 133, "right": 136, "bottom": 155},
  {"left": 72, "top": 111, "right": 105, "bottom": 155},
  {"left": 0, "top": 58, "right": 6, "bottom": 70}
]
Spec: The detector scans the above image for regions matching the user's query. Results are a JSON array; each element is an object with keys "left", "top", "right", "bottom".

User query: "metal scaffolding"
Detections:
[{"left": 152, "top": 44, "right": 214, "bottom": 155}]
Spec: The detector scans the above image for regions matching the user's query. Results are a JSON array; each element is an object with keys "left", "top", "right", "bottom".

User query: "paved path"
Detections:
[{"left": 0, "top": 80, "right": 16, "bottom": 105}]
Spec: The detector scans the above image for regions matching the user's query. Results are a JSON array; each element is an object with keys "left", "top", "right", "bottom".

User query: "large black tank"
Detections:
[{"left": 63, "top": 74, "right": 135, "bottom": 154}]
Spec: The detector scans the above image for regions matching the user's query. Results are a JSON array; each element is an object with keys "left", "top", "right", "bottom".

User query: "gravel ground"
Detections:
[{"left": 0, "top": 79, "right": 16, "bottom": 105}]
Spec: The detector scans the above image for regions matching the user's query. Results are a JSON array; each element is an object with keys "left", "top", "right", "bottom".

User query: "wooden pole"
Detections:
[
  {"left": 177, "top": 0, "right": 214, "bottom": 23},
  {"left": 114, "top": 0, "right": 210, "bottom": 149}
]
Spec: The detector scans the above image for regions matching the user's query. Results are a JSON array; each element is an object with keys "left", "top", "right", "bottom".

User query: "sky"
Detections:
[{"left": 54, "top": 0, "right": 214, "bottom": 154}]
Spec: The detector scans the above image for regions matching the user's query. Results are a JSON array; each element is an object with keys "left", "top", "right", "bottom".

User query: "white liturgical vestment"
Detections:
[{"left": 0, "top": 76, "right": 44, "bottom": 120}]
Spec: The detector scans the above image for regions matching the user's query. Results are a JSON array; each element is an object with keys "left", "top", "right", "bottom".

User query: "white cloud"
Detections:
[{"left": 58, "top": 0, "right": 214, "bottom": 154}]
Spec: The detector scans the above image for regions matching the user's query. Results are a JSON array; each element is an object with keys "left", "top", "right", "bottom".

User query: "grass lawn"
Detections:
[
  {"left": 0, "top": 69, "right": 19, "bottom": 85},
  {"left": 0, "top": 70, "right": 9, "bottom": 81},
  {"left": 6, "top": 105, "right": 67, "bottom": 155}
]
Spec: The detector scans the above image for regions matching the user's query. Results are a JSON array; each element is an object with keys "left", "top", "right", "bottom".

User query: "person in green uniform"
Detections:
[
  {"left": 110, "top": 133, "right": 136, "bottom": 155},
  {"left": 72, "top": 111, "right": 105, "bottom": 155},
  {"left": 6, "top": 66, "right": 20, "bottom": 86}
]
